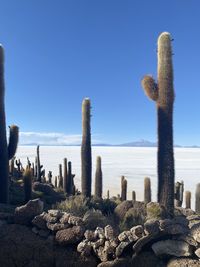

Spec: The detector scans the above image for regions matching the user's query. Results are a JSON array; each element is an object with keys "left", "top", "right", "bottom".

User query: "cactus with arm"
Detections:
[{"left": 141, "top": 32, "right": 175, "bottom": 216}]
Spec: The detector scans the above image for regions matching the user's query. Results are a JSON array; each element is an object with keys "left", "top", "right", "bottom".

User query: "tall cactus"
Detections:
[
  {"left": 144, "top": 177, "right": 151, "bottom": 203},
  {"left": 36, "top": 145, "right": 43, "bottom": 182},
  {"left": 0, "top": 45, "right": 19, "bottom": 203},
  {"left": 121, "top": 176, "right": 127, "bottom": 201},
  {"left": 67, "top": 161, "right": 73, "bottom": 195},
  {"left": 63, "top": 158, "right": 68, "bottom": 193},
  {"left": 58, "top": 163, "right": 63, "bottom": 188},
  {"left": 81, "top": 98, "right": 92, "bottom": 197},
  {"left": 185, "top": 191, "right": 191, "bottom": 209},
  {"left": 141, "top": 32, "right": 175, "bottom": 215},
  {"left": 195, "top": 183, "right": 200, "bottom": 214},
  {"left": 94, "top": 156, "right": 103, "bottom": 198},
  {"left": 23, "top": 168, "right": 32, "bottom": 202}
]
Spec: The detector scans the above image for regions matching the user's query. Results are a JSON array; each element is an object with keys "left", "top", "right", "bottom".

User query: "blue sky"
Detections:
[{"left": 0, "top": 0, "right": 200, "bottom": 145}]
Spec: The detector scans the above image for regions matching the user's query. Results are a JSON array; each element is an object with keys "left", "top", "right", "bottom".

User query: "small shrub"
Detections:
[
  {"left": 55, "top": 195, "right": 90, "bottom": 217},
  {"left": 83, "top": 209, "right": 108, "bottom": 230}
]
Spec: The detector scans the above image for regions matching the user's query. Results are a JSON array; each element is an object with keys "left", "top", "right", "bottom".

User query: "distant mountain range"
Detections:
[{"left": 20, "top": 139, "right": 200, "bottom": 148}]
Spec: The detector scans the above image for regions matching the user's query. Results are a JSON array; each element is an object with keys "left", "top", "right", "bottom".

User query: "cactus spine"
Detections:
[
  {"left": 141, "top": 32, "right": 175, "bottom": 215},
  {"left": 121, "top": 176, "right": 127, "bottom": 201},
  {"left": 23, "top": 168, "right": 32, "bottom": 202},
  {"left": 94, "top": 156, "right": 102, "bottom": 198},
  {"left": 195, "top": 183, "right": 200, "bottom": 214},
  {"left": 144, "top": 177, "right": 151, "bottom": 203},
  {"left": 185, "top": 191, "right": 191, "bottom": 209},
  {"left": 0, "top": 45, "right": 19, "bottom": 203},
  {"left": 81, "top": 98, "right": 92, "bottom": 197}
]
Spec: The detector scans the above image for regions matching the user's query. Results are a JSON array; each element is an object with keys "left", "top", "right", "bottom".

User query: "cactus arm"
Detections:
[
  {"left": 141, "top": 75, "right": 158, "bottom": 101},
  {"left": 8, "top": 125, "right": 19, "bottom": 160}
]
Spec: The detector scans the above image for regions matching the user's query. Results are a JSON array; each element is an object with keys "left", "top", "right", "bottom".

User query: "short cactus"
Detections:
[
  {"left": 81, "top": 98, "right": 92, "bottom": 197},
  {"left": 195, "top": 183, "right": 200, "bottom": 214},
  {"left": 185, "top": 191, "right": 191, "bottom": 209},
  {"left": 107, "top": 190, "right": 110, "bottom": 199},
  {"left": 141, "top": 32, "right": 175, "bottom": 216},
  {"left": 48, "top": 171, "right": 52, "bottom": 184},
  {"left": 132, "top": 191, "right": 136, "bottom": 201},
  {"left": 36, "top": 145, "right": 43, "bottom": 182},
  {"left": 55, "top": 176, "right": 58, "bottom": 188},
  {"left": 174, "top": 181, "right": 184, "bottom": 207},
  {"left": 94, "top": 156, "right": 103, "bottom": 198},
  {"left": 144, "top": 177, "right": 151, "bottom": 203},
  {"left": 23, "top": 168, "right": 32, "bottom": 202}
]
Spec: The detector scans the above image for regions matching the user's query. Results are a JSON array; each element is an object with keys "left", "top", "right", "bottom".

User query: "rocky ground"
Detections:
[{"left": 1, "top": 197, "right": 200, "bottom": 266}]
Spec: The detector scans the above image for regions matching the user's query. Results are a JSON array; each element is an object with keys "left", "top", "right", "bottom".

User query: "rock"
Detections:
[
  {"left": 33, "top": 182, "right": 62, "bottom": 199},
  {"left": 144, "top": 219, "right": 160, "bottom": 235},
  {"left": 105, "top": 225, "right": 114, "bottom": 240},
  {"left": 56, "top": 225, "right": 84, "bottom": 245},
  {"left": 187, "top": 215, "right": 200, "bottom": 228},
  {"left": 60, "top": 213, "right": 70, "bottom": 224},
  {"left": 172, "top": 234, "right": 198, "bottom": 247},
  {"left": 115, "top": 241, "right": 129, "bottom": 257},
  {"left": 175, "top": 207, "right": 195, "bottom": 217},
  {"left": 118, "top": 231, "right": 136, "bottom": 242},
  {"left": 0, "top": 223, "right": 98, "bottom": 267},
  {"left": 152, "top": 240, "right": 192, "bottom": 257},
  {"left": 190, "top": 222, "right": 200, "bottom": 243},
  {"left": 167, "top": 258, "right": 200, "bottom": 267},
  {"left": 95, "top": 227, "right": 105, "bottom": 239},
  {"left": 95, "top": 246, "right": 107, "bottom": 262},
  {"left": 32, "top": 226, "right": 39, "bottom": 234},
  {"left": 130, "top": 225, "right": 144, "bottom": 238},
  {"left": 114, "top": 201, "right": 133, "bottom": 220},
  {"left": 47, "top": 222, "right": 70, "bottom": 232},
  {"left": 195, "top": 247, "right": 200, "bottom": 258},
  {"left": 84, "top": 230, "right": 96, "bottom": 241},
  {"left": 44, "top": 213, "right": 58, "bottom": 223},
  {"left": 132, "top": 251, "right": 166, "bottom": 267},
  {"left": 0, "top": 224, "right": 54, "bottom": 267},
  {"left": 32, "top": 212, "right": 47, "bottom": 229},
  {"left": 92, "top": 238, "right": 105, "bottom": 249},
  {"left": 146, "top": 202, "right": 168, "bottom": 220},
  {"left": 48, "top": 209, "right": 63, "bottom": 218},
  {"left": 38, "top": 229, "right": 50, "bottom": 238},
  {"left": 77, "top": 240, "right": 92, "bottom": 256},
  {"left": 14, "top": 198, "right": 44, "bottom": 225},
  {"left": 133, "top": 231, "right": 164, "bottom": 254},
  {"left": 68, "top": 215, "right": 83, "bottom": 226},
  {"left": 97, "top": 258, "right": 131, "bottom": 267}
]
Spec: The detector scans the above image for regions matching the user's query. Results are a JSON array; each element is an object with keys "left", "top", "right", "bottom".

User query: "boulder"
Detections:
[
  {"left": 97, "top": 258, "right": 131, "bottom": 267},
  {"left": 152, "top": 239, "right": 192, "bottom": 257},
  {"left": 105, "top": 225, "right": 114, "bottom": 240},
  {"left": 14, "top": 198, "right": 43, "bottom": 225},
  {"left": 32, "top": 212, "right": 47, "bottom": 229},
  {"left": 56, "top": 225, "right": 84, "bottom": 245},
  {"left": 114, "top": 201, "right": 133, "bottom": 220},
  {"left": 146, "top": 202, "right": 168, "bottom": 220},
  {"left": 167, "top": 258, "right": 200, "bottom": 267},
  {"left": 144, "top": 219, "right": 160, "bottom": 235},
  {"left": 190, "top": 222, "right": 200, "bottom": 243}
]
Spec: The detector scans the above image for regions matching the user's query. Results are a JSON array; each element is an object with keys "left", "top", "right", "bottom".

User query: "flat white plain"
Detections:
[{"left": 15, "top": 146, "right": 200, "bottom": 209}]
